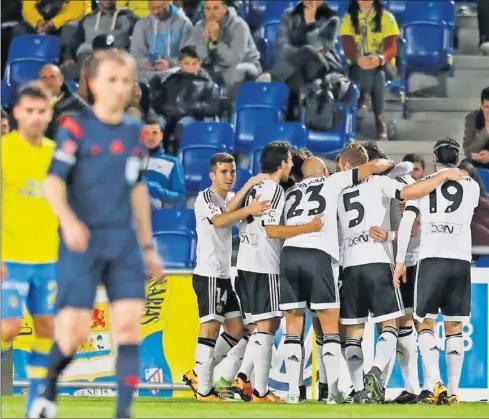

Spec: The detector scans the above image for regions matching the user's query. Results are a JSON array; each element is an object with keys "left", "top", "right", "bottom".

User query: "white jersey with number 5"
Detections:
[
  {"left": 236, "top": 179, "right": 285, "bottom": 274},
  {"left": 404, "top": 170, "right": 480, "bottom": 263},
  {"left": 338, "top": 175, "right": 406, "bottom": 268},
  {"left": 283, "top": 168, "right": 360, "bottom": 263}
]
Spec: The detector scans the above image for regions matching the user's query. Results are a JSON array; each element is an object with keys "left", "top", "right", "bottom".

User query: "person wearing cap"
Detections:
[
  {"left": 61, "top": 0, "right": 138, "bottom": 81},
  {"left": 130, "top": 0, "right": 193, "bottom": 83}
]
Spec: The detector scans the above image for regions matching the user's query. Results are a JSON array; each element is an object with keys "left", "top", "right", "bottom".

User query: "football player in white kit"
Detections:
[
  {"left": 185, "top": 153, "right": 271, "bottom": 401},
  {"left": 280, "top": 155, "right": 402, "bottom": 404},
  {"left": 229, "top": 141, "right": 323, "bottom": 402},
  {"left": 336, "top": 145, "right": 465, "bottom": 403},
  {"left": 393, "top": 138, "right": 480, "bottom": 405}
]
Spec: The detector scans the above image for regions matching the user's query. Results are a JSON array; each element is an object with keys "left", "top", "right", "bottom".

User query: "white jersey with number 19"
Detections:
[
  {"left": 283, "top": 168, "right": 360, "bottom": 263},
  {"left": 404, "top": 170, "right": 480, "bottom": 263},
  {"left": 236, "top": 179, "right": 285, "bottom": 275}
]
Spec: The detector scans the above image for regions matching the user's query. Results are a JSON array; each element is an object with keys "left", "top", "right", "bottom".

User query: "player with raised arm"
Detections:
[
  {"left": 230, "top": 141, "right": 322, "bottom": 402},
  {"left": 30, "top": 50, "right": 164, "bottom": 419},
  {"left": 1, "top": 85, "right": 57, "bottom": 416},
  {"left": 393, "top": 138, "right": 480, "bottom": 405},
  {"left": 183, "top": 153, "right": 270, "bottom": 401},
  {"left": 336, "top": 145, "right": 465, "bottom": 404},
  {"left": 280, "top": 155, "right": 399, "bottom": 404}
]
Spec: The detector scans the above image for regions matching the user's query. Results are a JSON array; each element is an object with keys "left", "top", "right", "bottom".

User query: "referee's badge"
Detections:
[{"left": 125, "top": 156, "right": 141, "bottom": 185}]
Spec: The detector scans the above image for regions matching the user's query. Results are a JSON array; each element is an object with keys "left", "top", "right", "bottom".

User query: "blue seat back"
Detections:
[
  {"left": 1, "top": 81, "right": 9, "bottom": 109},
  {"left": 151, "top": 208, "right": 196, "bottom": 234},
  {"left": 235, "top": 82, "right": 289, "bottom": 111},
  {"left": 65, "top": 81, "right": 79, "bottom": 93},
  {"left": 154, "top": 231, "right": 196, "bottom": 269},
  {"left": 7, "top": 35, "right": 60, "bottom": 64},
  {"left": 181, "top": 122, "right": 234, "bottom": 152},
  {"left": 264, "top": 1, "right": 294, "bottom": 22},
  {"left": 255, "top": 36, "right": 271, "bottom": 70},
  {"left": 403, "top": 23, "right": 449, "bottom": 71},
  {"left": 182, "top": 146, "right": 226, "bottom": 194},
  {"left": 326, "top": 1, "right": 349, "bottom": 17},
  {"left": 234, "top": 107, "right": 281, "bottom": 152},
  {"left": 478, "top": 168, "right": 489, "bottom": 192},
  {"left": 475, "top": 256, "right": 489, "bottom": 268},
  {"left": 386, "top": 1, "right": 455, "bottom": 28},
  {"left": 263, "top": 22, "right": 279, "bottom": 67},
  {"left": 7, "top": 60, "right": 46, "bottom": 86}
]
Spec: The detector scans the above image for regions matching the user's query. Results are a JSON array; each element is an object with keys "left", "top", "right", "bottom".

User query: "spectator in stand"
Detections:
[
  {"left": 39, "top": 64, "right": 89, "bottom": 138},
  {"left": 150, "top": 46, "right": 219, "bottom": 155},
  {"left": 61, "top": 0, "right": 138, "bottom": 80},
  {"left": 340, "top": 0, "right": 400, "bottom": 140},
  {"left": 272, "top": 0, "right": 342, "bottom": 120},
  {"left": 478, "top": 0, "right": 489, "bottom": 55},
  {"left": 464, "top": 86, "right": 489, "bottom": 169},
  {"left": 130, "top": 0, "right": 193, "bottom": 83},
  {"left": 402, "top": 153, "right": 426, "bottom": 180},
  {"left": 1, "top": 108, "right": 10, "bottom": 135},
  {"left": 184, "top": 0, "right": 261, "bottom": 101},
  {"left": 13, "top": 0, "right": 87, "bottom": 37},
  {"left": 142, "top": 116, "right": 185, "bottom": 208},
  {"left": 458, "top": 160, "right": 489, "bottom": 246}
]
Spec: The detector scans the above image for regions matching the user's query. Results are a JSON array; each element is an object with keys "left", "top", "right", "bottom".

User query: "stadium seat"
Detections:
[
  {"left": 385, "top": 1, "right": 456, "bottom": 30},
  {"left": 235, "top": 82, "right": 289, "bottom": 112},
  {"left": 478, "top": 168, "right": 489, "bottom": 192},
  {"left": 254, "top": 36, "right": 271, "bottom": 70},
  {"left": 1, "top": 81, "right": 9, "bottom": 109},
  {"left": 6, "top": 35, "right": 61, "bottom": 64},
  {"left": 152, "top": 209, "right": 196, "bottom": 269},
  {"left": 65, "top": 81, "right": 79, "bottom": 93},
  {"left": 326, "top": 1, "right": 349, "bottom": 17},
  {"left": 250, "top": 122, "right": 308, "bottom": 174},
  {"left": 181, "top": 121, "right": 234, "bottom": 152},
  {"left": 6, "top": 60, "right": 47, "bottom": 87},
  {"left": 304, "top": 84, "right": 359, "bottom": 156},
  {"left": 151, "top": 208, "right": 196, "bottom": 235},
  {"left": 263, "top": 22, "right": 279, "bottom": 67},
  {"left": 475, "top": 256, "right": 489, "bottom": 268},
  {"left": 264, "top": 1, "right": 294, "bottom": 22}
]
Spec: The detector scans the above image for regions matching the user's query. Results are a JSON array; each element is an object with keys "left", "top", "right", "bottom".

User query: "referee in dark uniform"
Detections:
[{"left": 30, "top": 50, "right": 164, "bottom": 419}]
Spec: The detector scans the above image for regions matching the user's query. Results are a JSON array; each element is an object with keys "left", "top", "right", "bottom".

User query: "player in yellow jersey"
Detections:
[{"left": 1, "top": 84, "right": 58, "bottom": 416}]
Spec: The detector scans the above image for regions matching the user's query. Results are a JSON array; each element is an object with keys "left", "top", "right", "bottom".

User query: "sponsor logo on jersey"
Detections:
[
  {"left": 239, "top": 232, "right": 258, "bottom": 246},
  {"left": 346, "top": 233, "right": 371, "bottom": 247},
  {"left": 425, "top": 222, "right": 462, "bottom": 235}
]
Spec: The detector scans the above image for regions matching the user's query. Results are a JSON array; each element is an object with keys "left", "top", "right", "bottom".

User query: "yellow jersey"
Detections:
[
  {"left": 340, "top": 10, "right": 400, "bottom": 64},
  {"left": 1, "top": 131, "right": 58, "bottom": 263}
]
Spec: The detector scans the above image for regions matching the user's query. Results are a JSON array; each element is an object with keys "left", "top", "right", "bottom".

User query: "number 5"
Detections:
[{"left": 343, "top": 190, "right": 365, "bottom": 227}]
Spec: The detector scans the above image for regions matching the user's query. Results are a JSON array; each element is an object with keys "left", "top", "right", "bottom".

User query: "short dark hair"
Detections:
[
  {"left": 210, "top": 152, "right": 235, "bottom": 172},
  {"left": 481, "top": 86, "right": 489, "bottom": 103},
  {"left": 15, "top": 84, "right": 50, "bottom": 105},
  {"left": 339, "top": 143, "right": 369, "bottom": 167},
  {"left": 260, "top": 141, "right": 292, "bottom": 174},
  {"left": 403, "top": 153, "right": 425, "bottom": 170},
  {"left": 1, "top": 108, "right": 8, "bottom": 119},
  {"left": 362, "top": 140, "right": 387, "bottom": 160},
  {"left": 291, "top": 148, "right": 314, "bottom": 181},
  {"left": 433, "top": 137, "right": 460, "bottom": 167},
  {"left": 179, "top": 46, "right": 200, "bottom": 61},
  {"left": 144, "top": 115, "right": 161, "bottom": 127}
]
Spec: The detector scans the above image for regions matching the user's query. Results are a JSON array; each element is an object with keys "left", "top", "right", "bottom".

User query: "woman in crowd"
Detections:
[{"left": 340, "top": 0, "right": 400, "bottom": 140}]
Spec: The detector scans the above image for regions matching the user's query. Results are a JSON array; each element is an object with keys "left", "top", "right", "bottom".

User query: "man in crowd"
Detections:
[
  {"left": 142, "top": 116, "right": 185, "bottom": 208},
  {"left": 1, "top": 84, "right": 57, "bottom": 417},
  {"left": 184, "top": 0, "right": 262, "bottom": 101},
  {"left": 39, "top": 64, "right": 89, "bottom": 138},
  {"left": 464, "top": 86, "right": 489, "bottom": 169},
  {"left": 394, "top": 138, "right": 479, "bottom": 405},
  {"left": 130, "top": 0, "right": 193, "bottom": 83}
]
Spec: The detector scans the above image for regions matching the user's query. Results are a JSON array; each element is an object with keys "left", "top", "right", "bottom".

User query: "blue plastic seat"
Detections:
[
  {"left": 254, "top": 36, "right": 271, "bottom": 70},
  {"left": 474, "top": 256, "right": 489, "bottom": 268},
  {"left": 7, "top": 35, "right": 61, "bottom": 64},
  {"left": 264, "top": 1, "right": 294, "bottom": 22},
  {"left": 1, "top": 81, "right": 9, "bottom": 109},
  {"left": 181, "top": 121, "right": 234, "bottom": 152},
  {"left": 7, "top": 60, "right": 47, "bottom": 86},
  {"left": 386, "top": 1, "right": 455, "bottom": 30},
  {"left": 235, "top": 82, "right": 289, "bottom": 112},
  {"left": 478, "top": 168, "right": 489, "bottom": 192},
  {"left": 151, "top": 208, "right": 196, "bottom": 235},
  {"left": 326, "top": 1, "right": 349, "bottom": 17},
  {"left": 65, "top": 81, "right": 79, "bottom": 93},
  {"left": 250, "top": 122, "right": 308, "bottom": 174},
  {"left": 263, "top": 22, "right": 279, "bottom": 67}
]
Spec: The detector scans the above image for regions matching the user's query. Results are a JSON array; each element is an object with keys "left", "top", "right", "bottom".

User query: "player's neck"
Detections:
[
  {"left": 92, "top": 103, "right": 125, "bottom": 125},
  {"left": 17, "top": 128, "right": 42, "bottom": 147},
  {"left": 211, "top": 184, "right": 228, "bottom": 199}
]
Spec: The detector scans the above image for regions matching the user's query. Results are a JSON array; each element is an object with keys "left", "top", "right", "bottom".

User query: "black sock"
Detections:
[
  {"left": 116, "top": 344, "right": 139, "bottom": 418},
  {"left": 44, "top": 342, "right": 74, "bottom": 402}
]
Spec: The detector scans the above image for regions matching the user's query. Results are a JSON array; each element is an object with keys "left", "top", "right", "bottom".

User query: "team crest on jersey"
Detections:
[{"left": 216, "top": 303, "right": 224, "bottom": 314}]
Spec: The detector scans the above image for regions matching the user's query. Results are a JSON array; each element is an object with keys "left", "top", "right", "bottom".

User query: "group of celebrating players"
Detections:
[{"left": 183, "top": 136, "right": 479, "bottom": 407}]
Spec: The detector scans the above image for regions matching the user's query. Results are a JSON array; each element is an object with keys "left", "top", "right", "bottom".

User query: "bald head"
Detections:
[
  {"left": 40, "top": 64, "right": 63, "bottom": 96},
  {"left": 302, "top": 156, "right": 327, "bottom": 178}
]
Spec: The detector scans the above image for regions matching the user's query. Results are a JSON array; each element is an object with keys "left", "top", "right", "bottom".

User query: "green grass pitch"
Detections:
[{"left": 2, "top": 396, "right": 489, "bottom": 418}]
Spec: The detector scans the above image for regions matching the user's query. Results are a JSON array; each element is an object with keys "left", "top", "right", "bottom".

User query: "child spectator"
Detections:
[
  {"left": 150, "top": 46, "right": 219, "bottom": 155},
  {"left": 130, "top": 0, "right": 193, "bottom": 83},
  {"left": 142, "top": 116, "right": 185, "bottom": 208}
]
